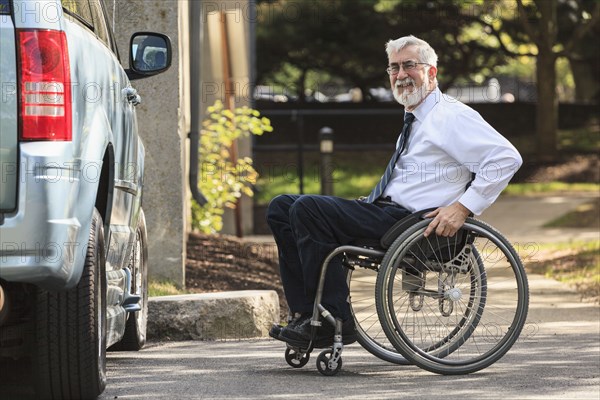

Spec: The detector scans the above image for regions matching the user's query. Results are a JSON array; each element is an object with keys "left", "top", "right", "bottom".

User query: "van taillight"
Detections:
[{"left": 17, "top": 30, "right": 72, "bottom": 141}]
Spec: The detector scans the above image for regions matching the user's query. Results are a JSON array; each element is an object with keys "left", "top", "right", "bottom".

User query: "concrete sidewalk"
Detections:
[
  {"left": 151, "top": 190, "right": 600, "bottom": 342},
  {"left": 246, "top": 193, "right": 600, "bottom": 245},
  {"left": 478, "top": 193, "right": 598, "bottom": 244}
]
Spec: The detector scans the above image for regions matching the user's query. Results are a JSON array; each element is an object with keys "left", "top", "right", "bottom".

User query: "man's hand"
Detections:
[{"left": 423, "top": 202, "right": 471, "bottom": 237}]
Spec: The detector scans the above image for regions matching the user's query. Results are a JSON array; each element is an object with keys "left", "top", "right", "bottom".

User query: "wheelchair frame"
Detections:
[{"left": 279, "top": 210, "right": 529, "bottom": 376}]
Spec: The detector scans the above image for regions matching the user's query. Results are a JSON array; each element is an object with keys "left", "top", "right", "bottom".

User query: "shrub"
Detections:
[{"left": 192, "top": 100, "right": 273, "bottom": 233}]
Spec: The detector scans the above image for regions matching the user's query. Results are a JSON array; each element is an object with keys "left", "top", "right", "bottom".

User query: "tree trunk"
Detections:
[
  {"left": 297, "top": 68, "right": 307, "bottom": 103},
  {"left": 534, "top": 0, "right": 559, "bottom": 162},
  {"left": 535, "top": 48, "right": 559, "bottom": 162}
]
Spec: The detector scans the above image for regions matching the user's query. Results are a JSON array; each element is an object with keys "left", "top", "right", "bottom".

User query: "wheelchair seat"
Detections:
[
  {"left": 380, "top": 208, "right": 436, "bottom": 248},
  {"left": 349, "top": 207, "right": 436, "bottom": 250},
  {"left": 345, "top": 208, "right": 437, "bottom": 272}
]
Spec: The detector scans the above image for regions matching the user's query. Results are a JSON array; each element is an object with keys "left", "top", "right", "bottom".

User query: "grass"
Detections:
[
  {"left": 256, "top": 168, "right": 599, "bottom": 206},
  {"left": 255, "top": 150, "right": 385, "bottom": 205},
  {"left": 254, "top": 133, "right": 599, "bottom": 204},
  {"left": 503, "top": 182, "right": 599, "bottom": 196},
  {"left": 544, "top": 198, "right": 600, "bottom": 228},
  {"left": 256, "top": 166, "right": 381, "bottom": 204},
  {"left": 521, "top": 240, "right": 600, "bottom": 303},
  {"left": 517, "top": 193, "right": 599, "bottom": 302},
  {"left": 148, "top": 280, "right": 187, "bottom": 297}
]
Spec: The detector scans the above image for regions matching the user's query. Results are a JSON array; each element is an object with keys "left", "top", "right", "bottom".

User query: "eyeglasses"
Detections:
[{"left": 386, "top": 61, "right": 429, "bottom": 75}]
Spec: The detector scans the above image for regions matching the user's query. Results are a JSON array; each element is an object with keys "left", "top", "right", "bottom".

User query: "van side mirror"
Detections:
[{"left": 127, "top": 32, "right": 172, "bottom": 80}]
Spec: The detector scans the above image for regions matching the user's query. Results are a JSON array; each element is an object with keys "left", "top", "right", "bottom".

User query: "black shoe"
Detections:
[
  {"left": 279, "top": 317, "right": 357, "bottom": 348},
  {"left": 268, "top": 313, "right": 310, "bottom": 341}
]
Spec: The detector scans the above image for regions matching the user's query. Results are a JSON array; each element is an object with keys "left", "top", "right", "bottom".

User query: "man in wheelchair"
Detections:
[{"left": 266, "top": 35, "right": 522, "bottom": 349}]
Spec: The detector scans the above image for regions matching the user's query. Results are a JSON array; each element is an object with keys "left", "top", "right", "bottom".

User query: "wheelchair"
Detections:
[{"left": 279, "top": 208, "right": 529, "bottom": 376}]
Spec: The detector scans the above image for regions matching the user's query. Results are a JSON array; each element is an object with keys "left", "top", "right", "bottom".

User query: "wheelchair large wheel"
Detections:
[
  {"left": 347, "top": 251, "right": 482, "bottom": 366},
  {"left": 376, "top": 218, "right": 529, "bottom": 375},
  {"left": 347, "top": 266, "right": 410, "bottom": 365}
]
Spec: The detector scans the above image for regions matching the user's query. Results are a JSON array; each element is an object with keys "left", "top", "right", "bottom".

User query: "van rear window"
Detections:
[{"left": 63, "top": 0, "right": 94, "bottom": 29}]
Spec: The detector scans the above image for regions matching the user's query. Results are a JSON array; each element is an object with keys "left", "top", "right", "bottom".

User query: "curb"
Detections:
[{"left": 147, "top": 290, "right": 280, "bottom": 341}]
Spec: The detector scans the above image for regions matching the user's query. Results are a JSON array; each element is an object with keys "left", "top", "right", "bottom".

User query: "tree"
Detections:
[
  {"left": 467, "top": 0, "right": 599, "bottom": 161},
  {"left": 256, "top": 0, "right": 391, "bottom": 101},
  {"left": 557, "top": 0, "right": 600, "bottom": 102},
  {"left": 256, "top": 0, "right": 599, "bottom": 160},
  {"left": 256, "top": 0, "right": 515, "bottom": 99}
]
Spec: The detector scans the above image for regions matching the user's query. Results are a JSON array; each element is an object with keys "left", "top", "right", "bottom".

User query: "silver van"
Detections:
[{"left": 0, "top": 1, "right": 170, "bottom": 398}]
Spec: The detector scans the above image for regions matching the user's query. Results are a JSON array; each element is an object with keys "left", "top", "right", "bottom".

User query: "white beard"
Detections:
[{"left": 393, "top": 75, "right": 430, "bottom": 109}]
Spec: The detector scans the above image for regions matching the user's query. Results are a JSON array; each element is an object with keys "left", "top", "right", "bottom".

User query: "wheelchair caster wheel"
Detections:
[
  {"left": 316, "top": 350, "right": 342, "bottom": 376},
  {"left": 285, "top": 348, "right": 310, "bottom": 368}
]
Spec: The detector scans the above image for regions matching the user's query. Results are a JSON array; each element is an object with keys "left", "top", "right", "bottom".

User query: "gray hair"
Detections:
[{"left": 385, "top": 35, "right": 438, "bottom": 67}]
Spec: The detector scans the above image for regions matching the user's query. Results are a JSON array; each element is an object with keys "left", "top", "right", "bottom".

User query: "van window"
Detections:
[
  {"left": 98, "top": 0, "right": 121, "bottom": 59},
  {"left": 89, "top": 0, "right": 110, "bottom": 47},
  {"left": 63, "top": 0, "right": 94, "bottom": 29}
]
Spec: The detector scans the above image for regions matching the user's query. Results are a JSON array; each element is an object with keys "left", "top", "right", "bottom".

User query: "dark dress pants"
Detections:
[{"left": 266, "top": 194, "right": 410, "bottom": 321}]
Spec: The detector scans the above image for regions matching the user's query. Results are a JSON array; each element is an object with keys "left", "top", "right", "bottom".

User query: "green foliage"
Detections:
[
  {"left": 558, "top": 126, "right": 600, "bottom": 152},
  {"left": 256, "top": 0, "right": 519, "bottom": 97},
  {"left": 256, "top": 0, "right": 393, "bottom": 99},
  {"left": 257, "top": 0, "right": 599, "bottom": 103},
  {"left": 192, "top": 101, "right": 273, "bottom": 233}
]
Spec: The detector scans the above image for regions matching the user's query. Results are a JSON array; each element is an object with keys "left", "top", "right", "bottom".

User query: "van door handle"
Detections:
[{"left": 123, "top": 87, "right": 141, "bottom": 106}]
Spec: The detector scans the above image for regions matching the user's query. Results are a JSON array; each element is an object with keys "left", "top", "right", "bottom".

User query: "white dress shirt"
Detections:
[{"left": 382, "top": 87, "right": 522, "bottom": 216}]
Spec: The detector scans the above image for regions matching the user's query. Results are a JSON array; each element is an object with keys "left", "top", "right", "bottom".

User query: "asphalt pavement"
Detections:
[{"left": 1, "top": 194, "right": 598, "bottom": 399}]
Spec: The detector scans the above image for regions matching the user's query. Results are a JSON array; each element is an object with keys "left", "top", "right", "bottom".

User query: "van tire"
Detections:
[
  {"left": 111, "top": 208, "right": 148, "bottom": 351},
  {"left": 34, "top": 209, "right": 107, "bottom": 399}
]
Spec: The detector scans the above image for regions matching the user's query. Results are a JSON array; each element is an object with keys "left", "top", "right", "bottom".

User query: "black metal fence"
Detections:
[{"left": 251, "top": 101, "right": 598, "bottom": 234}]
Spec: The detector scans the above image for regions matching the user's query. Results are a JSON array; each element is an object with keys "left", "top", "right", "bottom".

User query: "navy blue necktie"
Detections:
[{"left": 365, "top": 112, "right": 415, "bottom": 203}]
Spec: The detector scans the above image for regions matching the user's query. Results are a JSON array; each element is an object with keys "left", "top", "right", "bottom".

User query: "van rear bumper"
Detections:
[{"left": 0, "top": 142, "right": 99, "bottom": 290}]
